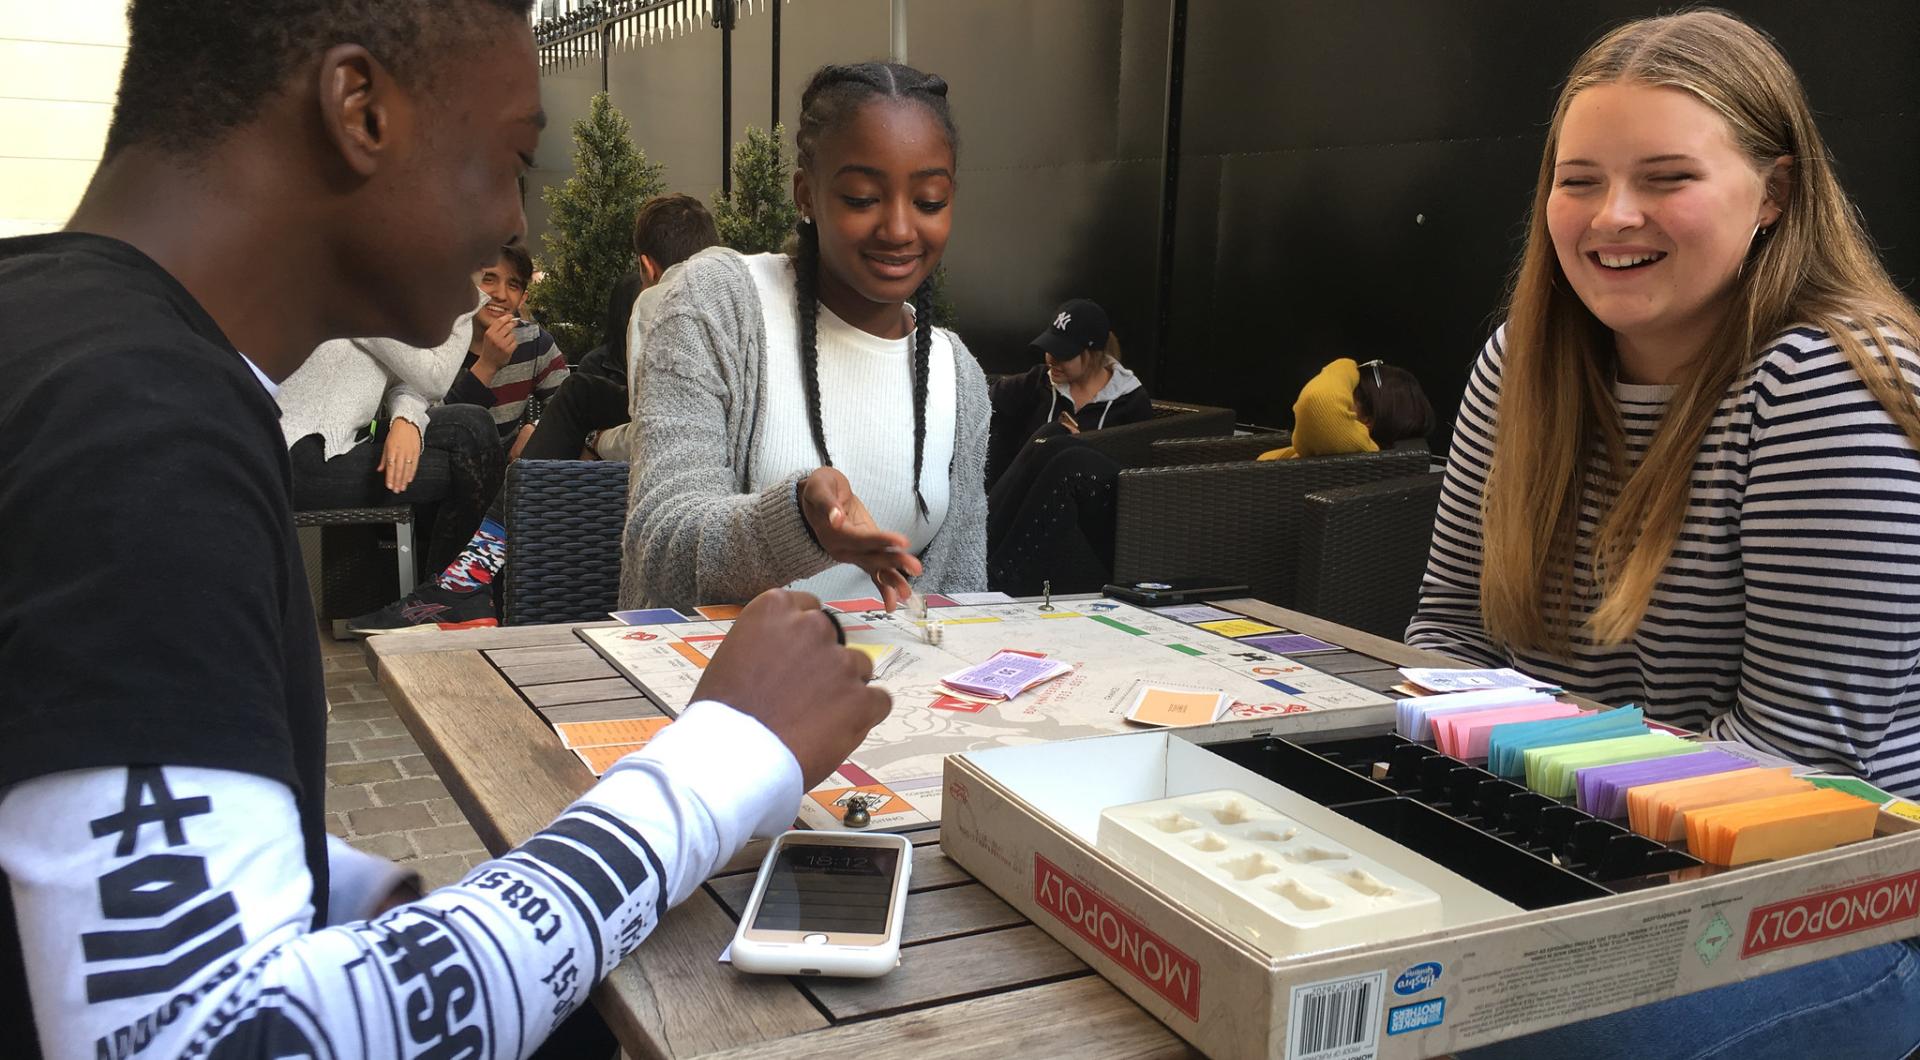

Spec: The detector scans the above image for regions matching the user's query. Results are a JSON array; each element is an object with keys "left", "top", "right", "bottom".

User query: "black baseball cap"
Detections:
[{"left": 1030, "top": 299, "right": 1110, "bottom": 361}]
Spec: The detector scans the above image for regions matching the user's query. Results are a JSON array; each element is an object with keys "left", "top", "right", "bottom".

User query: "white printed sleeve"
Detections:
[
  {"left": 323, "top": 835, "right": 416, "bottom": 926},
  {"left": 0, "top": 700, "right": 799, "bottom": 1060}
]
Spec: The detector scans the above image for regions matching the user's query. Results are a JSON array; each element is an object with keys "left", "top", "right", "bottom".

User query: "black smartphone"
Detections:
[{"left": 1102, "top": 578, "right": 1250, "bottom": 606}]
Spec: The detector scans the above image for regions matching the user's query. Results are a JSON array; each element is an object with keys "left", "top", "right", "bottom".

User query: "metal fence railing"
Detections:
[
  {"left": 535, "top": 1, "right": 780, "bottom": 72},
  {"left": 532, "top": 0, "right": 780, "bottom": 194}
]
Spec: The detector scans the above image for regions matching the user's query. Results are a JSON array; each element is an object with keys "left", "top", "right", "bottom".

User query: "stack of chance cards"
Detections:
[
  {"left": 1123, "top": 684, "right": 1231, "bottom": 728},
  {"left": 942, "top": 651, "right": 1072, "bottom": 701}
]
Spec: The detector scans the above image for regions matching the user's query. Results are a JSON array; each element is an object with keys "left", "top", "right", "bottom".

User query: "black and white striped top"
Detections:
[{"left": 1407, "top": 325, "right": 1920, "bottom": 799}]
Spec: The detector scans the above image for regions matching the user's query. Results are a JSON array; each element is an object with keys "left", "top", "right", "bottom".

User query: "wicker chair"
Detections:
[
  {"left": 1026, "top": 399, "right": 1236, "bottom": 469},
  {"left": 1141, "top": 432, "right": 1288, "bottom": 468},
  {"left": 502, "top": 459, "right": 629, "bottom": 625},
  {"left": 1294, "top": 473, "right": 1446, "bottom": 639},
  {"left": 1112, "top": 446, "right": 1434, "bottom": 608}
]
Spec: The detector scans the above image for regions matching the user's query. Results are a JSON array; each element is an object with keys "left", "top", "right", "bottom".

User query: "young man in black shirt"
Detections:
[{"left": 0, "top": 3, "right": 888, "bottom": 1057}]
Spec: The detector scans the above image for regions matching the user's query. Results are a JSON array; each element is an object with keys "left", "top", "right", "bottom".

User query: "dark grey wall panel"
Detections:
[
  {"left": 1115, "top": 0, "right": 1176, "bottom": 162},
  {"left": 904, "top": 0, "right": 1169, "bottom": 379},
  {"left": 1165, "top": 138, "right": 1539, "bottom": 430},
  {"left": 1175, "top": 0, "right": 1920, "bottom": 436},
  {"left": 938, "top": 159, "right": 1163, "bottom": 378},
  {"left": 908, "top": 0, "right": 1130, "bottom": 170}
]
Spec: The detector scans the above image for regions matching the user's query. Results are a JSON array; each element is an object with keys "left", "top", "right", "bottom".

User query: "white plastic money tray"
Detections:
[{"left": 1098, "top": 789, "right": 1443, "bottom": 956}]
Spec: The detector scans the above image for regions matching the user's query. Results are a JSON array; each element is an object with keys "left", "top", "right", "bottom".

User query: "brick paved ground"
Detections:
[{"left": 319, "top": 631, "right": 491, "bottom": 891}]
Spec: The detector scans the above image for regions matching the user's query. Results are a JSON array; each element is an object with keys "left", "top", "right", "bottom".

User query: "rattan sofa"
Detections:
[
  {"left": 1294, "top": 472, "right": 1446, "bottom": 638},
  {"left": 1113, "top": 441, "right": 1436, "bottom": 609}
]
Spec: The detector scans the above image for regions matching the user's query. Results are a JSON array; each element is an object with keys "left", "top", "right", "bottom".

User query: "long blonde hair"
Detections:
[{"left": 1481, "top": 9, "right": 1920, "bottom": 652}]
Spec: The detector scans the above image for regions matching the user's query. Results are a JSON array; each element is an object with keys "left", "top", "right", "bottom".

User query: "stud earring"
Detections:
[{"left": 801, "top": 213, "right": 813, "bottom": 225}]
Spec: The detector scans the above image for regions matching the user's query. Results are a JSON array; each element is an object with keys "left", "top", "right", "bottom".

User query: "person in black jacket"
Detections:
[
  {"left": 514, "top": 269, "right": 644, "bottom": 460},
  {"left": 519, "top": 193, "right": 720, "bottom": 461},
  {"left": 986, "top": 298, "right": 1151, "bottom": 489},
  {"left": 985, "top": 300, "right": 1152, "bottom": 594}
]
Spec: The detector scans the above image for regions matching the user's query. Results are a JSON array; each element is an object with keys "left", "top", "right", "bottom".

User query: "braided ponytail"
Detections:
[
  {"left": 792, "top": 218, "right": 834, "bottom": 469},
  {"left": 909, "top": 279, "right": 934, "bottom": 518}
]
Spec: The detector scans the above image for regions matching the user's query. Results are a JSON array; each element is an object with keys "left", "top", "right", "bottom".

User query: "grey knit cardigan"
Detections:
[{"left": 618, "top": 247, "right": 990, "bottom": 611}]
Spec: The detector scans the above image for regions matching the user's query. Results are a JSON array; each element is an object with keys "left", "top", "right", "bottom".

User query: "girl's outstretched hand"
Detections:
[{"left": 799, "top": 466, "right": 922, "bottom": 610}]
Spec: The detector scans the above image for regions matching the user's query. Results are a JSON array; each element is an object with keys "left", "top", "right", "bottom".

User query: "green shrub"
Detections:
[
  {"left": 528, "top": 92, "right": 666, "bottom": 353},
  {"left": 712, "top": 124, "right": 799, "bottom": 254}
]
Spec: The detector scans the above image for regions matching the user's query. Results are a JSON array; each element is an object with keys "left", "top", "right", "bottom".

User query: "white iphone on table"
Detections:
[{"left": 730, "top": 830, "right": 912, "bottom": 978}]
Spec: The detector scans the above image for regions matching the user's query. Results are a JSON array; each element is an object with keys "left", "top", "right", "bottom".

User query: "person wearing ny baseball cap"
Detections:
[{"left": 985, "top": 298, "right": 1151, "bottom": 490}]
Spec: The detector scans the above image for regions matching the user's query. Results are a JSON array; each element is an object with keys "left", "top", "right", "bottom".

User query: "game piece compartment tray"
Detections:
[{"left": 1204, "top": 733, "right": 1709, "bottom": 910}]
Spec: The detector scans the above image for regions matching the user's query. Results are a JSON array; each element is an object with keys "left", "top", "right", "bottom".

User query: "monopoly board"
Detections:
[{"left": 577, "top": 596, "right": 1393, "bottom": 830}]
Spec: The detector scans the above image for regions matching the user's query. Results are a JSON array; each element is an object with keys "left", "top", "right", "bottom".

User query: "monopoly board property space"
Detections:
[{"left": 576, "top": 595, "right": 1393, "bottom": 831}]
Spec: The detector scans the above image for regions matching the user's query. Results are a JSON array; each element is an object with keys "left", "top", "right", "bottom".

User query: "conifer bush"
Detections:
[
  {"left": 528, "top": 92, "right": 665, "bottom": 352},
  {"left": 711, "top": 124, "right": 799, "bottom": 254}
]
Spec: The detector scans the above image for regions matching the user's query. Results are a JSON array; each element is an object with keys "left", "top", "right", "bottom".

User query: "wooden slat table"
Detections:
[{"left": 365, "top": 599, "right": 1475, "bottom": 1058}]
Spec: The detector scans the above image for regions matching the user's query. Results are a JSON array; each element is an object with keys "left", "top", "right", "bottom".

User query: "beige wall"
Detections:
[{"left": 0, "top": 2, "right": 127, "bottom": 237}]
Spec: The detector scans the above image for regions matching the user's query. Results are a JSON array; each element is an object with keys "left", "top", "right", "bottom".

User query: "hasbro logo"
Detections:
[
  {"left": 1388, "top": 998, "right": 1446, "bottom": 1036},
  {"left": 1393, "top": 961, "right": 1443, "bottom": 996}
]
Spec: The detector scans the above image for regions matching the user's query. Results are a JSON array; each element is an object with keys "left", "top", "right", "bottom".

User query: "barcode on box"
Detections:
[{"left": 1287, "top": 970, "right": 1385, "bottom": 1060}]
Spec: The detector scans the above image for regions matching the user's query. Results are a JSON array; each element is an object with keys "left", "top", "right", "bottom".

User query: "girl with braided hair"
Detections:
[{"left": 619, "top": 62, "right": 989, "bottom": 612}]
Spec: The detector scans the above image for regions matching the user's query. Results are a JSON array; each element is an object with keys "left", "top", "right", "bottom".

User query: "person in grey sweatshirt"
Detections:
[{"left": 619, "top": 62, "right": 988, "bottom": 613}]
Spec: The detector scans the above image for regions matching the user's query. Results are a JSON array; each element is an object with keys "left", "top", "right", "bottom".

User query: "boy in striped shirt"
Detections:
[{"left": 444, "top": 241, "right": 568, "bottom": 458}]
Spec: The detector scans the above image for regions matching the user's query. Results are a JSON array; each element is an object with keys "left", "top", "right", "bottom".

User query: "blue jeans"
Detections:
[{"left": 1463, "top": 940, "right": 1920, "bottom": 1060}]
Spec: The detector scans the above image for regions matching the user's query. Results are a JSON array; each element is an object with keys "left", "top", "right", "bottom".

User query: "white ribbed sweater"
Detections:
[{"left": 741, "top": 253, "right": 955, "bottom": 600}]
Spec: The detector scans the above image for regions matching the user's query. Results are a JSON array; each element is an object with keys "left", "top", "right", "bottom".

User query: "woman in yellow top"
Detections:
[{"left": 1259, "top": 357, "right": 1434, "bottom": 459}]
